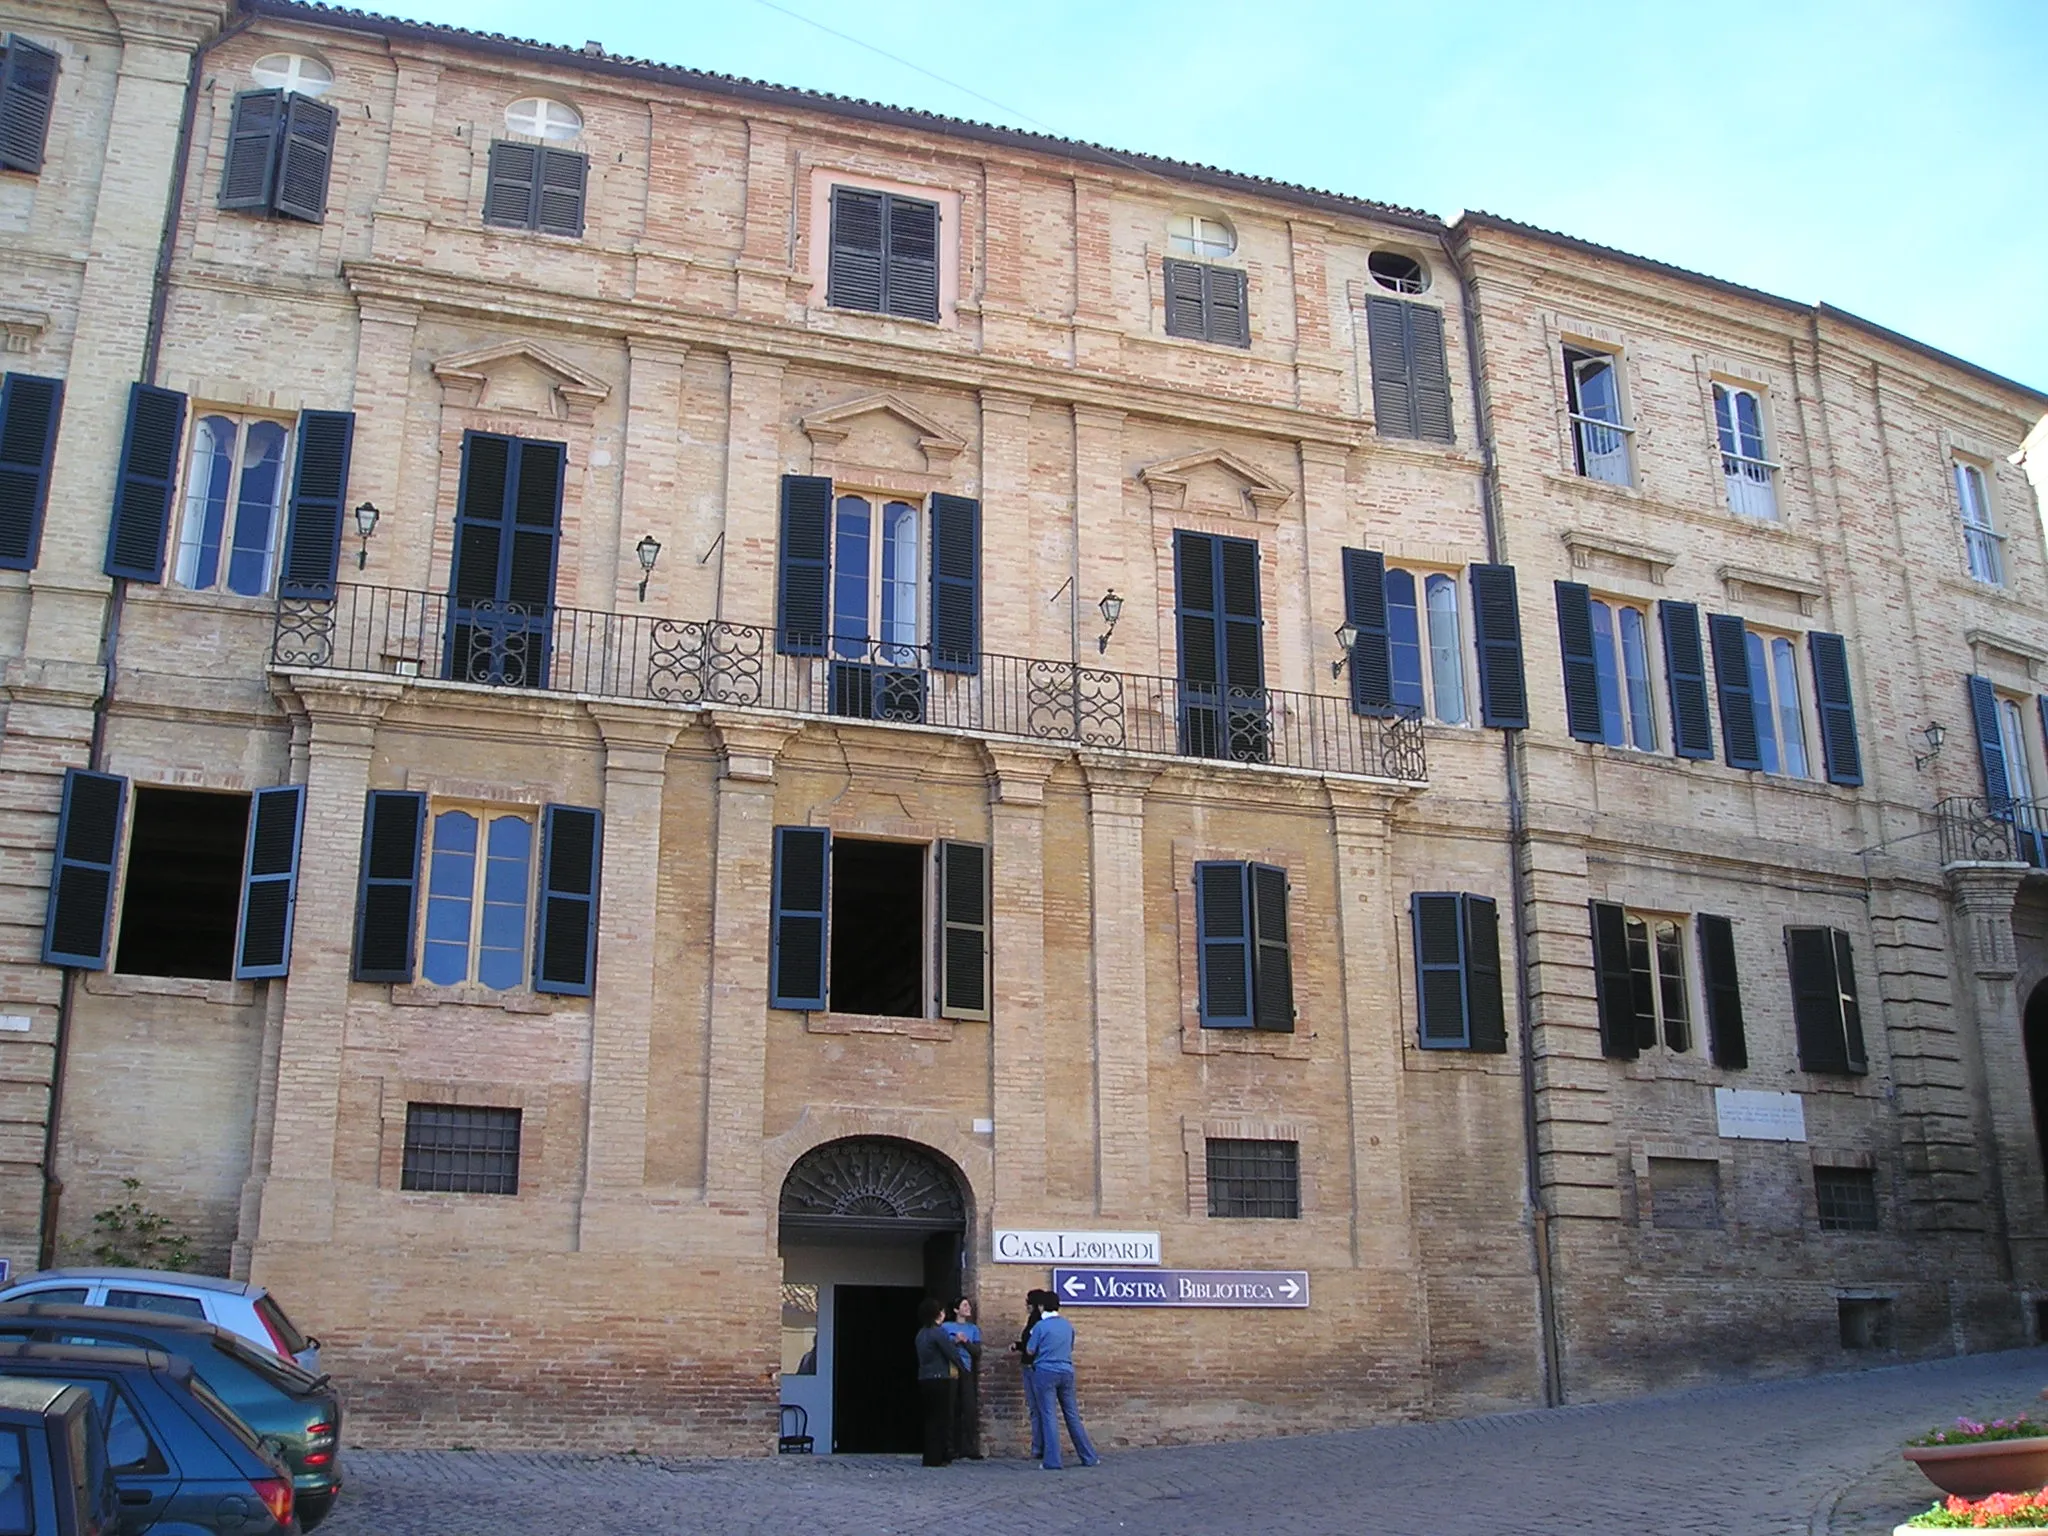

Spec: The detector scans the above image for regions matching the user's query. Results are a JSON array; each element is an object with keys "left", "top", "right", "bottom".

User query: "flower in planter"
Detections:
[
  {"left": 1912, "top": 1418, "right": 2048, "bottom": 1449},
  {"left": 1908, "top": 1487, "right": 2048, "bottom": 1527}
]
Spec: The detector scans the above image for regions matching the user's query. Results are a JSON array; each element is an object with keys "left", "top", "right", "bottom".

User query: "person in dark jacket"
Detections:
[
  {"left": 943, "top": 1297, "right": 984, "bottom": 1459},
  {"left": 913, "top": 1296, "right": 958, "bottom": 1467}
]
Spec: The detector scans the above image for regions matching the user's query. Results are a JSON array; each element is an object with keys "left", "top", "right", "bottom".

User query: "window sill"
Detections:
[
  {"left": 802, "top": 1011, "right": 957, "bottom": 1041},
  {"left": 84, "top": 972, "right": 257, "bottom": 1005},
  {"left": 1401, "top": 1044, "right": 1516, "bottom": 1072},
  {"left": 388, "top": 983, "right": 558, "bottom": 1015},
  {"left": 126, "top": 583, "right": 278, "bottom": 614},
  {"left": 1181, "top": 1026, "right": 1312, "bottom": 1060}
]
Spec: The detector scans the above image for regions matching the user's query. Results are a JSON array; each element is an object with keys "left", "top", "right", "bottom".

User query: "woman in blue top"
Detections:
[
  {"left": 942, "top": 1298, "right": 984, "bottom": 1459},
  {"left": 1024, "top": 1294, "right": 1100, "bottom": 1470}
]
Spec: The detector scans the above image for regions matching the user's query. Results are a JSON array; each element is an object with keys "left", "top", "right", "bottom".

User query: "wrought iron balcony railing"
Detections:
[
  {"left": 1936, "top": 795, "right": 2048, "bottom": 868},
  {"left": 272, "top": 583, "right": 1427, "bottom": 782}
]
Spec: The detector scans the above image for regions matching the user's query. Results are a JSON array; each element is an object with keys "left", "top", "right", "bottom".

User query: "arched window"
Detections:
[
  {"left": 1369, "top": 250, "right": 1429, "bottom": 294},
  {"left": 1168, "top": 212, "right": 1235, "bottom": 260},
  {"left": 250, "top": 53, "right": 334, "bottom": 96},
  {"left": 504, "top": 97, "right": 582, "bottom": 141}
]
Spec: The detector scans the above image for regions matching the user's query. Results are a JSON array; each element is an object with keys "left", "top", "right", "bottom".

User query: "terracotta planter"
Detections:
[
  {"left": 1893, "top": 1527, "right": 2048, "bottom": 1535},
  {"left": 1902, "top": 1435, "right": 2048, "bottom": 1497}
]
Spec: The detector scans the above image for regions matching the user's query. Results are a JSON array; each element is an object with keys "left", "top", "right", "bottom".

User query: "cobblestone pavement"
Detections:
[{"left": 317, "top": 1348, "right": 2048, "bottom": 1536}]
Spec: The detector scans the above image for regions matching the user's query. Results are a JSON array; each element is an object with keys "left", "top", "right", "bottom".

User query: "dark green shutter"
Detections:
[
  {"left": 277, "top": 409, "right": 353, "bottom": 599},
  {"left": 1708, "top": 613, "right": 1761, "bottom": 770},
  {"left": 536, "top": 147, "right": 587, "bottom": 237},
  {"left": 1786, "top": 925, "right": 1848, "bottom": 1074},
  {"left": 938, "top": 840, "right": 988, "bottom": 1019},
  {"left": 353, "top": 790, "right": 424, "bottom": 982},
  {"left": 1407, "top": 303, "right": 1454, "bottom": 443},
  {"left": 1195, "top": 861, "right": 1252, "bottom": 1028},
  {"left": 1588, "top": 901, "right": 1639, "bottom": 1060},
  {"left": 1805, "top": 632, "right": 1861, "bottom": 786},
  {"left": 1659, "top": 600, "right": 1714, "bottom": 760},
  {"left": 1554, "top": 580, "right": 1603, "bottom": 742},
  {"left": 1206, "top": 266, "right": 1250, "bottom": 348},
  {"left": 533, "top": 805, "right": 601, "bottom": 995},
  {"left": 827, "top": 187, "right": 885, "bottom": 312},
  {"left": 1469, "top": 564, "right": 1528, "bottom": 729},
  {"left": 884, "top": 194, "right": 940, "bottom": 321},
  {"left": 233, "top": 785, "right": 305, "bottom": 979},
  {"left": 1411, "top": 892, "right": 1469, "bottom": 1048},
  {"left": 219, "top": 89, "right": 284, "bottom": 211},
  {"left": 41, "top": 769, "right": 126, "bottom": 969},
  {"left": 929, "top": 493, "right": 979, "bottom": 673},
  {"left": 1463, "top": 894, "right": 1506, "bottom": 1053},
  {"left": 1341, "top": 547, "right": 1392, "bottom": 715},
  {"left": 0, "top": 35, "right": 58, "bottom": 175},
  {"left": 777, "top": 474, "right": 832, "bottom": 656},
  {"left": 272, "top": 93, "right": 337, "bottom": 222},
  {"left": 103, "top": 383, "right": 186, "bottom": 583},
  {"left": 1250, "top": 863, "right": 1292, "bottom": 1033},
  {"left": 1968, "top": 675, "right": 2009, "bottom": 811},
  {"left": 482, "top": 140, "right": 539, "bottom": 228},
  {"left": 1366, "top": 296, "right": 1416, "bottom": 437},
  {"left": 0, "top": 371, "right": 63, "bottom": 570},
  {"left": 770, "top": 826, "right": 829, "bottom": 1011},
  {"left": 1163, "top": 259, "right": 1207, "bottom": 340},
  {"left": 1833, "top": 928, "right": 1867, "bottom": 1074},
  {"left": 1697, "top": 913, "right": 1747, "bottom": 1069}
]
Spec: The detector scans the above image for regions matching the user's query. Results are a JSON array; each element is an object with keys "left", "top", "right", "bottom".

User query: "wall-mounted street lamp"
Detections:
[
  {"left": 1912, "top": 720, "right": 1946, "bottom": 771},
  {"left": 352, "top": 501, "right": 380, "bottom": 569},
  {"left": 1095, "top": 589, "right": 1123, "bottom": 654},
  {"left": 1331, "top": 620, "right": 1360, "bottom": 677},
  {"left": 635, "top": 535, "right": 662, "bottom": 602}
]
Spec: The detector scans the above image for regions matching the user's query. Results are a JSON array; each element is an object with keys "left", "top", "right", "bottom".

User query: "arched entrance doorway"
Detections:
[
  {"left": 2025, "top": 983, "right": 2048, "bottom": 1200},
  {"left": 776, "top": 1137, "right": 969, "bottom": 1454}
]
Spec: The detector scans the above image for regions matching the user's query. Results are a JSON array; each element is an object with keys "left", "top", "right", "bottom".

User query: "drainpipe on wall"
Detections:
[
  {"left": 37, "top": 10, "right": 253, "bottom": 1271},
  {"left": 1448, "top": 228, "right": 1564, "bottom": 1408}
]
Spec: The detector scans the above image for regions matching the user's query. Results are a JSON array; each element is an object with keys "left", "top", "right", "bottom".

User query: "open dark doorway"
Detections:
[
  {"left": 829, "top": 839, "right": 924, "bottom": 1017},
  {"left": 2025, "top": 984, "right": 2048, "bottom": 1198},
  {"left": 831, "top": 1285, "right": 922, "bottom": 1453}
]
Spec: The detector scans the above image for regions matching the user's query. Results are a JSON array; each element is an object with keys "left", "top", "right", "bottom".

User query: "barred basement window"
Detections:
[
  {"left": 1814, "top": 1166, "right": 1879, "bottom": 1232},
  {"left": 400, "top": 1103, "right": 521, "bottom": 1195},
  {"left": 1205, "top": 1138, "right": 1299, "bottom": 1219}
]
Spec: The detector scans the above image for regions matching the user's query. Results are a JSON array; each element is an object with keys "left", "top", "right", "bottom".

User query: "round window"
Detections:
[
  {"left": 504, "top": 97, "right": 583, "bottom": 141},
  {"left": 250, "top": 53, "right": 334, "bottom": 96},
  {"left": 1168, "top": 213, "right": 1236, "bottom": 261},
  {"left": 1368, "top": 251, "right": 1429, "bottom": 294}
]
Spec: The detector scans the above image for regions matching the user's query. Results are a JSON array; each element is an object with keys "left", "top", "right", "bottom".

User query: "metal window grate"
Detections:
[
  {"left": 1206, "top": 1138, "right": 1300, "bottom": 1219},
  {"left": 1815, "top": 1166, "right": 1879, "bottom": 1232},
  {"left": 401, "top": 1103, "right": 521, "bottom": 1195}
]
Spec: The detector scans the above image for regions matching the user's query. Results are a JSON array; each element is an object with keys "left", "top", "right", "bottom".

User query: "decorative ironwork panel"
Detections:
[
  {"left": 779, "top": 1137, "right": 965, "bottom": 1224},
  {"left": 272, "top": 598, "right": 336, "bottom": 669},
  {"left": 648, "top": 619, "right": 765, "bottom": 706}
]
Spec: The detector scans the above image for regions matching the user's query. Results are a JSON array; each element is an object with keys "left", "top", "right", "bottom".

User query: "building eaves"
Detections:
[
  {"left": 241, "top": 0, "right": 1447, "bottom": 238},
  {"left": 1453, "top": 210, "right": 2046, "bottom": 406}
]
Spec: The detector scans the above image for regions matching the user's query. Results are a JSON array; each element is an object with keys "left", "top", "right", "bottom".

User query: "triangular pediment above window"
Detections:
[
  {"left": 430, "top": 341, "right": 613, "bottom": 423},
  {"left": 1140, "top": 449, "right": 1292, "bottom": 519},
  {"left": 800, "top": 393, "right": 965, "bottom": 483}
]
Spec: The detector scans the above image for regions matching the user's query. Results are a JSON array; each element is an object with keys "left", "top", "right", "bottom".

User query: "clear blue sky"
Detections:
[{"left": 390, "top": 0, "right": 2044, "bottom": 394}]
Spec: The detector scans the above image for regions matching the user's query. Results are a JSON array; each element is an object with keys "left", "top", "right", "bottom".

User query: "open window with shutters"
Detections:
[
  {"left": 773, "top": 474, "right": 981, "bottom": 709},
  {"left": 1175, "top": 530, "right": 1268, "bottom": 761},
  {"left": 826, "top": 186, "right": 941, "bottom": 322},
  {"left": 349, "top": 791, "right": 602, "bottom": 995},
  {"left": 1554, "top": 583, "right": 1655, "bottom": 749},
  {"left": 1193, "top": 862, "right": 1293, "bottom": 1032},
  {"left": 41, "top": 771, "right": 307, "bottom": 981},
  {"left": 1409, "top": 892, "right": 1505, "bottom": 1053},
  {"left": 1467, "top": 564, "right": 1528, "bottom": 730},
  {"left": 446, "top": 431, "right": 565, "bottom": 687},
  {"left": 217, "top": 88, "right": 338, "bottom": 223},
  {"left": 1365, "top": 297, "right": 1454, "bottom": 444},
  {"left": 1377, "top": 564, "right": 1469, "bottom": 725},
  {"left": 0, "top": 35, "right": 59, "bottom": 177},
  {"left": 768, "top": 827, "right": 989, "bottom": 1023},
  {"left": 166, "top": 407, "right": 355, "bottom": 599},
  {"left": 1706, "top": 614, "right": 1853, "bottom": 780},
  {"left": 1587, "top": 902, "right": 1700, "bottom": 1060},
  {"left": 1785, "top": 925, "right": 1868, "bottom": 1077},
  {"left": 481, "top": 139, "right": 588, "bottom": 238},
  {"left": 1965, "top": 675, "right": 2047, "bottom": 865},
  {"left": 0, "top": 372, "right": 63, "bottom": 572}
]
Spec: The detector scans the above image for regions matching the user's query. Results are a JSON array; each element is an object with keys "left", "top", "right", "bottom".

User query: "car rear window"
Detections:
[
  {"left": 252, "top": 1296, "right": 309, "bottom": 1356},
  {"left": 212, "top": 1333, "right": 320, "bottom": 1395},
  {"left": 0, "top": 1426, "right": 31, "bottom": 1536},
  {"left": 103, "top": 1290, "right": 204, "bottom": 1320},
  {"left": 184, "top": 1374, "right": 269, "bottom": 1461}
]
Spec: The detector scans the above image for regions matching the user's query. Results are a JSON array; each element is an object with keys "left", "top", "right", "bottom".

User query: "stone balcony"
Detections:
[{"left": 269, "top": 583, "right": 1427, "bottom": 784}]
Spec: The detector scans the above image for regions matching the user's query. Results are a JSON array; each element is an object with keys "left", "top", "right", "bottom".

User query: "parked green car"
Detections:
[{"left": 0, "top": 1306, "right": 341, "bottom": 1530}]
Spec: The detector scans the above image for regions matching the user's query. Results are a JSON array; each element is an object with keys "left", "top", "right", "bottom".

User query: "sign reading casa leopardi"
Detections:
[{"left": 992, "top": 1229, "right": 1163, "bottom": 1266}]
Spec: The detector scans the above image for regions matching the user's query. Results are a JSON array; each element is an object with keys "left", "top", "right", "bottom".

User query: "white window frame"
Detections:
[
  {"left": 1168, "top": 213, "right": 1235, "bottom": 260},
  {"left": 420, "top": 803, "right": 540, "bottom": 992},
  {"left": 1997, "top": 693, "right": 2038, "bottom": 808},
  {"left": 1367, "top": 250, "right": 1430, "bottom": 295},
  {"left": 503, "top": 96, "right": 582, "bottom": 141},
  {"left": 1712, "top": 382, "right": 1779, "bottom": 519},
  {"left": 1588, "top": 595, "right": 1658, "bottom": 751},
  {"left": 1955, "top": 458, "right": 2004, "bottom": 586},
  {"left": 1562, "top": 344, "right": 1634, "bottom": 486},
  {"left": 1745, "top": 627, "right": 1810, "bottom": 779},
  {"left": 250, "top": 53, "right": 334, "bottom": 96},
  {"left": 1385, "top": 565, "right": 1471, "bottom": 725},
  {"left": 828, "top": 492, "right": 924, "bottom": 664},
  {"left": 171, "top": 410, "right": 294, "bottom": 598},
  {"left": 1623, "top": 908, "right": 1694, "bottom": 1054}
]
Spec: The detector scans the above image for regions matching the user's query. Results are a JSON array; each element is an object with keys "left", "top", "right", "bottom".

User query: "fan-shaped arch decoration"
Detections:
[{"left": 779, "top": 1137, "right": 966, "bottom": 1231}]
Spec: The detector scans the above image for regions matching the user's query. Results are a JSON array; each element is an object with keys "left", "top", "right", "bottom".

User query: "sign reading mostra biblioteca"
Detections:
[
  {"left": 1051, "top": 1268, "right": 1310, "bottom": 1308},
  {"left": 992, "top": 1230, "right": 1163, "bottom": 1265}
]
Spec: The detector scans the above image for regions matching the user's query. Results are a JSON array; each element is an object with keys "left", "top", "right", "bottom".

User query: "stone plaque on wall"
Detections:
[{"left": 1715, "top": 1088, "right": 1807, "bottom": 1142}]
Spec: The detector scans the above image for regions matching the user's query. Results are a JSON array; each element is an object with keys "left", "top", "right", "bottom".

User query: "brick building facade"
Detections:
[{"left": 0, "top": 0, "right": 2042, "bottom": 1453}]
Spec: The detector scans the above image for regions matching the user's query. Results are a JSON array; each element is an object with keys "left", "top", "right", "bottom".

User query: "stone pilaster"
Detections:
[
  {"left": 718, "top": 353, "right": 786, "bottom": 629},
  {"left": 1081, "top": 756, "right": 1155, "bottom": 1216},
  {"left": 1070, "top": 176, "right": 1120, "bottom": 372},
  {"left": 1297, "top": 440, "right": 1352, "bottom": 697},
  {"left": 735, "top": 120, "right": 793, "bottom": 320},
  {"left": 977, "top": 391, "right": 1038, "bottom": 656},
  {"left": 618, "top": 339, "right": 695, "bottom": 613},
  {"left": 348, "top": 300, "right": 422, "bottom": 585},
  {"left": 1946, "top": 863, "right": 2037, "bottom": 1272},
  {"left": 1072, "top": 406, "right": 1130, "bottom": 668}
]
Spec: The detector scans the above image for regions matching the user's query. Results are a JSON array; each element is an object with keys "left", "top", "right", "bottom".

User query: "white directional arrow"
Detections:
[
  {"left": 1277, "top": 1279, "right": 1300, "bottom": 1298},
  {"left": 1061, "top": 1275, "right": 1087, "bottom": 1298}
]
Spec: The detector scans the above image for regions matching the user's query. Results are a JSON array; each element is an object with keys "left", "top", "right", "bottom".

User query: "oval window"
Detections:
[
  {"left": 250, "top": 53, "right": 334, "bottom": 96},
  {"left": 1168, "top": 213, "right": 1235, "bottom": 261},
  {"left": 1369, "top": 250, "right": 1429, "bottom": 294},
  {"left": 504, "top": 97, "right": 583, "bottom": 141}
]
